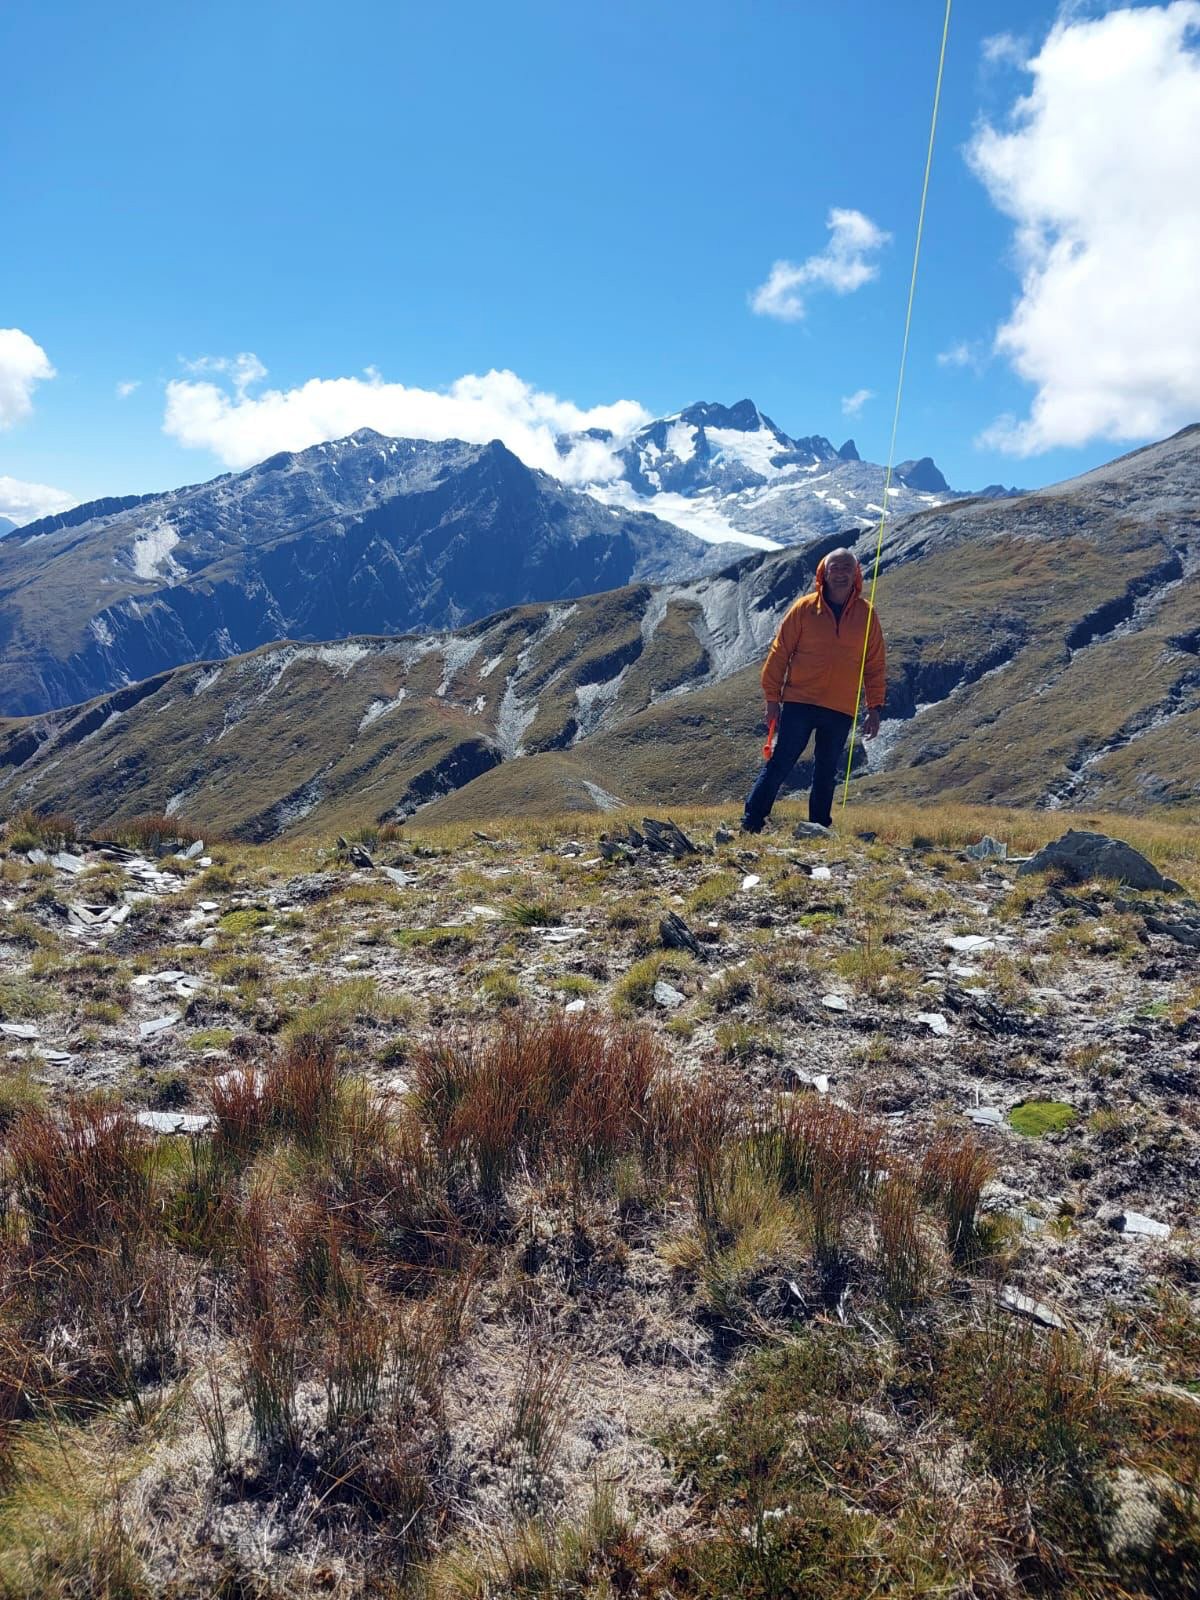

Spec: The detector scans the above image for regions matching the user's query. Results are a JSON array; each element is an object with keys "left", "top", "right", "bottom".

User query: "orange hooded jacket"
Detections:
[{"left": 760, "top": 555, "right": 886, "bottom": 718}]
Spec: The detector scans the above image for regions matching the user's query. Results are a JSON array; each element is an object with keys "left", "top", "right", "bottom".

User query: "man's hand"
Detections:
[
  {"left": 863, "top": 706, "right": 882, "bottom": 740},
  {"left": 764, "top": 700, "right": 782, "bottom": 726}
]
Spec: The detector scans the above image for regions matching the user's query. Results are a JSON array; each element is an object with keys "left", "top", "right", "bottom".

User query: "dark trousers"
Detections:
[{"left": 743, "top": 701, "right": 853, "bottom": 829}]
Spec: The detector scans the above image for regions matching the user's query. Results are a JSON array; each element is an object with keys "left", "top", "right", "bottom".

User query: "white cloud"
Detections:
[
  {"left": 981, "top": 32, "right": 1028, "bottom": 66},
  {"left": 750, "top": 208, "right": 891, "bottom": 322},
  {"left": 841, "top": 388, "right": 874, "bottom": 416},
  {"left": 163, "top": 359, "right": 651, "bottom": 483},
  {"left": 969, "top": 2, "right": 1200, "bottom": 454},
  {"left": 0, "top": 329, "right": 55, "bottom": 428},
  {"left": 115, "top": 379, "right": 141, "bottom": 398},
  {"left": 936, "top": 340, "right": 987, "bottom": 373},
  {"left": 0, "top": 474, "right": 76, "bottom": 527}
]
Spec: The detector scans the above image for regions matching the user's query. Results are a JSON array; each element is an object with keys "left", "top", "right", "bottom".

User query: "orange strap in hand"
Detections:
[{"left": 762, "top": 717, "right": 777, "bottom": 760}]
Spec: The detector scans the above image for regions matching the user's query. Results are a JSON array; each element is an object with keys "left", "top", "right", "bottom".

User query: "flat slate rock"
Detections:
[
  {"left": 139, "top": 1012, "right": 181, "bottom": 1039},
  {"left": 966, "top": 1106, "right": 1004, "bottom": 1127},
  {"left": 25, "top": 848, "right": 48, "bottom": 865},
  {"left": 653, "top": 979, "right": 686, "bottom": 1010},
  {"left": 1000, "top": 1286, "right": 1065, "bottom": 1329},
  {"left": 821, "top": 993, "right": 850, "bottom": 1012},
  {"left": 50, "top": 852, "right": 86, "bottom": 873},
  {"left": 915, "top": 1011, "right": 951, "bottom": 1036},
  {"left": 136, "top": 1110, "right": 212, "bottom": 1135},
  {"left": 1017, "top": 829, "right": 1169, "bottom": 891},
  {"left": 1115, "top": 1210, "right": 1171, "bottom": 1239},
  {"left": 945, "top": 934, "right": 1002, "bottom": 953},
  {"left": 0, "top": 1022, "right": 39, "bottom": 1039}
]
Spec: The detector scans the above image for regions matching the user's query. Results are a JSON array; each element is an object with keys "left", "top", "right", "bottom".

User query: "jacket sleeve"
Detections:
[
  {"left": 761, "top": 604, "right": 802, "bottom": 702},
  {"left": 864, "top": 610, "right": 886, "bottom": 710}
]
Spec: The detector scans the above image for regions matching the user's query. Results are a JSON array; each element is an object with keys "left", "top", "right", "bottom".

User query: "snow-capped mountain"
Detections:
[{"left": 575, "top": 398, "right": 979, "bottom": 548}]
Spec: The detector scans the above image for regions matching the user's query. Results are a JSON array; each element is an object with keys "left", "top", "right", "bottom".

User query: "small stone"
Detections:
[
  {"left": 381, "top": 866, "right": 415, "bottom": 886},
  {"left": 176, "top": 840, "right": 205, "bottom": 861},
  {"left": 109, "top": 904, "right": 131, "bottom": 925},
  {"left": 564, "top": 998, "right": 587, "bottom": 1014},
  {"left": 468, "top": 905, "right": 501, "bottom": 920},
  {"left": 0, "top": 1022, "right": 39, "bottom": 1039},
  {"left": 793, "top": 822, "right": 830, "bottom": 839},
  {"left": 559, "top": 841, "right": 585, "bottom": 857},
  {"left": 821, "top": 993, "right": 850, "bottom": 1012},
  {"left": 810, "top": 865, "right": 832, "bottom": 881},
  {"left": 965, "top": 835, "right": 1008, "bottom": 861},
  {"left": 714, "top": 826, "right": 734, "bottom": 844},
  {"left": 812, "top": 1073, "right": 830, "bottom": 1094},
  {"left": 945, "top": 934, "right": 1000, "bottom": 953},
  {"left": 948, "top": 963, "right": 980, "bottom": 978},
  {"left": 653, "top": 979, "right": 686, "bottom": 1010},
  {"left": 136, "top": 1110, "right": 211, "bottom": 1136},
  {"left": 50, "top": 851, "right": 86, "bottom": 874},
  {"left": 198, "top": 900, "right": 220, "bottom": 912},
  {"left": 660, "top": 911, "right": 702, "bottom": 957},
  {"left": 916, "top": 1011, "right": 951, "bottom": 1037},
  {"left": 139, "top": 1013, "right": 181, "bottom": 1039},
  {"left": 26, "top": 847, "right": 49, "bottom": 865},
  {"left": 1000, "top": 1286, "right": 1065, "bottom": 1329},
  {"left": 34, "top": 1047, "right": 73, "bottom": 1064},
  {"left": 200, "top": 935, "right": 218, "bottom": 949},
  {"left": 741, "top": 874, "right": 761, "bottom": 890}
]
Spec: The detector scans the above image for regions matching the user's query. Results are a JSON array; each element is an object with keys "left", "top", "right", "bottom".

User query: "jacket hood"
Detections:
[{"left": 814, "top": 554, "right": 864, "bottom": 608}]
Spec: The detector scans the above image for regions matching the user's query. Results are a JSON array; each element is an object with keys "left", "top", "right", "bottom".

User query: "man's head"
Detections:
[{"left": 820, "top": 548, "right": 859, "bottom": 606}]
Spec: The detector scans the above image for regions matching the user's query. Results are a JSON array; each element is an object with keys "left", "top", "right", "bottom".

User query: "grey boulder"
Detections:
[{"left": 1017, "top": 830, "right": 1170, "bottom": 891}]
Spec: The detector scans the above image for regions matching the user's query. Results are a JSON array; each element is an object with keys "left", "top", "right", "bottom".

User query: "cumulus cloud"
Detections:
[
  {"left": 0, "top": 474, "right": 76, "bottom": 527},
  {"left": 115, "top": 379, "right": 141, "bottom": 398},
  {"left": 750, "top": 209, "right": 891, "bottom": 322},
  {"left": 163, "top": 360, "right": 651, "bottom": 483},
  {"left": 841, "top": 388, "right": 874, "bottom": 416},
  {"left": 0, "top": 329, "right": 55, "bottom": 428},
  {"left": 969, "top": 2, "right": 1200, "bottom": 454}
]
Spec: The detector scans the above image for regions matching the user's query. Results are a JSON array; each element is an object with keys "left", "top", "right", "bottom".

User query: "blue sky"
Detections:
[{"left": 2, "top": 0, "right": 1199, "bottom": 521}]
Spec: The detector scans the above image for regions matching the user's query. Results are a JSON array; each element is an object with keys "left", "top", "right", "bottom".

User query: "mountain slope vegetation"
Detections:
[{"left": 0, "top": 427, "right": 1195, "bottom": 836}]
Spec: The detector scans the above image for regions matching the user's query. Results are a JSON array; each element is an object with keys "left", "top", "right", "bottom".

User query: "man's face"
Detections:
[{"left": 823, "top": 556, "right": 856, "bottom": 604}]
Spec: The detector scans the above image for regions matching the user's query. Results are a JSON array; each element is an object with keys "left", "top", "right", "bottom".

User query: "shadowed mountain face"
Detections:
[
  {"left": 0, "top": 430, "right": 742, "bottom": 717},
  {"left": 1, "top": 426, "right": 1196, "bottom": 836}
]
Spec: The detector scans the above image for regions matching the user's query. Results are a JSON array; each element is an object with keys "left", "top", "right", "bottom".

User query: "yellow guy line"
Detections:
[{"left": 841, "top": 0, "right": 953, "bottom": 809}]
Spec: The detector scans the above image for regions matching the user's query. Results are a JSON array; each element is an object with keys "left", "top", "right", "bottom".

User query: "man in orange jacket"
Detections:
[{"left": 741, "top": 548, "right": 885, "bottom": 833}]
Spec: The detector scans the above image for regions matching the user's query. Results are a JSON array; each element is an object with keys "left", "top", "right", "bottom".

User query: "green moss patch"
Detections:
[
  {"left": 1008, "top": 1100, "right": 1077, "bottom": 1138},
  {"left": 217, "top": 906, "right": 273, "bottom": 936}
]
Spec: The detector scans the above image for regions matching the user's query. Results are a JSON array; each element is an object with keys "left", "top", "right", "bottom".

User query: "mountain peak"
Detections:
[{"left": 895, "top": 456, "right": 949, "bottom": 494}]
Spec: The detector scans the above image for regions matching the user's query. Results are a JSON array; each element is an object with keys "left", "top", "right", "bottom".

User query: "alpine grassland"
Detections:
[{"left": 0, "top": 797, "right": 1197, "bottom": 1596}]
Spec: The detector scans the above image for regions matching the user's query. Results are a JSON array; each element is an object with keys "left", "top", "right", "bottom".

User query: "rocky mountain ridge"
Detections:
[
  {"left": 1, "top": 425, "right": 1196, "bottom": 837},
  {"left": 0, "top": 431, "right": 742, "bottom": 717},
  {"left": 576, "top": 398, "right": 1014, "bottom": 548}
]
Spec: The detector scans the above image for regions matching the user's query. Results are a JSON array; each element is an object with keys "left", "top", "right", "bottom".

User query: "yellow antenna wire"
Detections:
[{"left": 841, "top": 0, "right": 953, "bottom": 809}]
